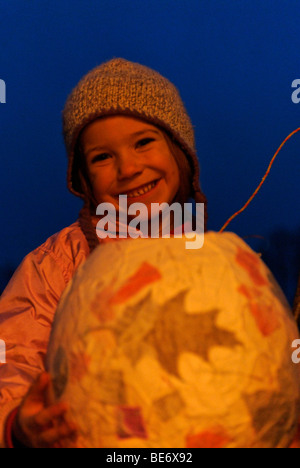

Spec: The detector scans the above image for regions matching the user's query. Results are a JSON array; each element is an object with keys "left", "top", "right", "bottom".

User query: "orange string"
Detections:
[{"left": 219, "top": 127, "right": 300, "bottom": 233}]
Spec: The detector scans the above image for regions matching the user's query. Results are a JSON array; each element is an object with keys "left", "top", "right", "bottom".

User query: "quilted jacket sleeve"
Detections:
[{"left": 0, "top": 223, "right": 90, "bottom": 448}]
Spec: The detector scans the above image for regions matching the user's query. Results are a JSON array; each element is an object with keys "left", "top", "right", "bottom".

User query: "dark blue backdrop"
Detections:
[{"left": 0, "top": 0, "right": 299, "bottom": 304}]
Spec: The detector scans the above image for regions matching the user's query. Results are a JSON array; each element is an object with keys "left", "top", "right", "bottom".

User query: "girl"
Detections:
[{"left": 0, "top": 58, "right": 207, "bottom": 448}]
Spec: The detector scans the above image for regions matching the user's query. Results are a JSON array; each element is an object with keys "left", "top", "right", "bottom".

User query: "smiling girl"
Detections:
[
  {"left": 80, "top": 115, "right": 182, "bottom": 238},
  {"left": 0, "top": 58, "right": 207, "bottom": 448}
]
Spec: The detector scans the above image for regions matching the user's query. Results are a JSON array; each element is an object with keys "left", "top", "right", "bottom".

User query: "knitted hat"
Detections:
[{"left": 62, "top": 58, "right": 204, "bottom": 204}]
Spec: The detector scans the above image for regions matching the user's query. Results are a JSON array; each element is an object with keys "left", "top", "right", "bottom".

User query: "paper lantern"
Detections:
[{"left": 46, "top": 232, "right": 300, "bottom": 448}]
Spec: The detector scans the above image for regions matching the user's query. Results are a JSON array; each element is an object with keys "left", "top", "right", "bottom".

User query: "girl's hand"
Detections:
[{"left": 12, "top": 372, "right": 77, "bottom": 448}]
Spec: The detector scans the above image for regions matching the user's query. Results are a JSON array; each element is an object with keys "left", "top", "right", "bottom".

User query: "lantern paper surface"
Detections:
[{"left": 46, "top": 232, "right": 300, "bottom": 448}]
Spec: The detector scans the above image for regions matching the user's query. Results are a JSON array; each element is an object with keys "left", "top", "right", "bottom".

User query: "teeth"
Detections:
[{"left": 126, "top": 181, "right": 157, "bottom": 198}]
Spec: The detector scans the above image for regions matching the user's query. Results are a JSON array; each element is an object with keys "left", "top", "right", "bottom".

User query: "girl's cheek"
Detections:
[
  {"left": 171, "top": 163, "right": 180, "bottom": 186},
  {"left": 89, "top": 171, "right": 104, "bottom": 189},
  {"left": 87, "top": 175, "right": 103, "bottom": 200}
]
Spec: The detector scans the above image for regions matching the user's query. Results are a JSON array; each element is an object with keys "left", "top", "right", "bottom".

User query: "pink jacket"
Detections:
[{"left": 0, "top": 222, "right": 90, "bottom": 447}]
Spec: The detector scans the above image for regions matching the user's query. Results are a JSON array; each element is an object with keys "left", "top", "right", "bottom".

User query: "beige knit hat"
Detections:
[{"left": 62, "top": 58, "right": 204, "bottom": 203}]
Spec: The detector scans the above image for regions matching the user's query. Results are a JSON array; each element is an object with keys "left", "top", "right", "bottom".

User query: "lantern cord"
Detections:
[{"left": 219, "top": 127, "right": 300, "bottom": 233}]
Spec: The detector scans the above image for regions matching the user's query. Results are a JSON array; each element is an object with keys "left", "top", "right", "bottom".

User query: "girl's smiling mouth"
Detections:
[{"left": 115, "top": 178, "right": 161, "bottom": 199}]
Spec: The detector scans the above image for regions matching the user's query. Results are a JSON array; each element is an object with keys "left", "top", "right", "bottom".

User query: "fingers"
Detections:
[
  {"left": 26, "top": 372, "right": 51, "bottom": 405},
  {"left": 31, "top": 401, "right": 78, "bottom": 448},
  {"left": 15, "top": 372, "right": 78, "bottom": 448},
  {"left": 34, "top": 402, "right": 69, "bottom": 428},
  {"left": 19, "top": 372, "right": 55, "bottom": 423},
  {"left": 35, "top": 420, "right": 78, "bottom": 448},
  {"left": 19, "top": 403, "right": 78, "bottom": 448}
]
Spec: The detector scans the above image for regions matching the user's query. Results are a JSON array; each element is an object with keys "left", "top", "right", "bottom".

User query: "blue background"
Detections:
[{"left": 0, "top": 0, "right": 299, "bottom": 304}]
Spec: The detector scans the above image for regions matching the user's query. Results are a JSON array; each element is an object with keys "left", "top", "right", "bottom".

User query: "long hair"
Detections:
[{"left": 76, "top": 125, "right": 208, "bottom": 253}]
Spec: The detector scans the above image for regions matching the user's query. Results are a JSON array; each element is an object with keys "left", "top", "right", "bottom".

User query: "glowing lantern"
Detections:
[{"left": 46, "top": 232, "right": 300, "bottom": 448}]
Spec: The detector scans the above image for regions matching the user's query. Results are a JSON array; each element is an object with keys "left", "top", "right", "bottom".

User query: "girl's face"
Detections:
[{"left": 80, "top": 115, "right": 180, "bottom": 218}]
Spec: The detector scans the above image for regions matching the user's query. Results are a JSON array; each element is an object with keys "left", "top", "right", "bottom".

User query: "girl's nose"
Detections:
[{"left": 116, "top": 151, "right": 143, "bottom": 180}]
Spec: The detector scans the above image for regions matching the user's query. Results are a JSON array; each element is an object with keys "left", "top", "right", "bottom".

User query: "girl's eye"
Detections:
[
  {"left": 136, "top": 138, "right": 155, "bottom": 148},
  {"left": 91, "top": 153, "right": 111, "bottom": 163}
]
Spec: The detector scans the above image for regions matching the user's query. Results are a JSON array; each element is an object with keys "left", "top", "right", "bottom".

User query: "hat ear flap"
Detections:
[
  {"left": 72, "top": 141, "right": 99, "bottom": 207},
  {"left": 79, "top": 202, "right": 100, "bottom": 253}
]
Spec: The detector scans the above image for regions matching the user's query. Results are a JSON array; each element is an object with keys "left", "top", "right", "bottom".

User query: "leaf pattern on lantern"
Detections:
[
  {"left": 110, "top": 262, "right": 162, "bottom": 305},
  {"left": 69, "top": 351, "right": 91, "bottom": 383},
  {"left": 235, "top": 247, "right": 269, "bottom": 287},
  {"left": 238, "top": 284, "right": 281, "bottom": 336},
  {"left": 90, "top": 284, "right": 117, "bottom": 324},
  {"left": 186, "top": 426, "right": 232, "bottom": 448},
  {"left": 243, "top": 373, "right": 296, "bottom": 448},
  {"left": 91, "top": 263, "right": 161, "bottom": 324},
  {"left": 152, "top": 391, "right": 185, "bottom": 422},
  {"left": 113, "top": 289, "right": 241, "bottom": 378},
  {"left": 117, "top": 406, "right": 148, "bottom": 439}
]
